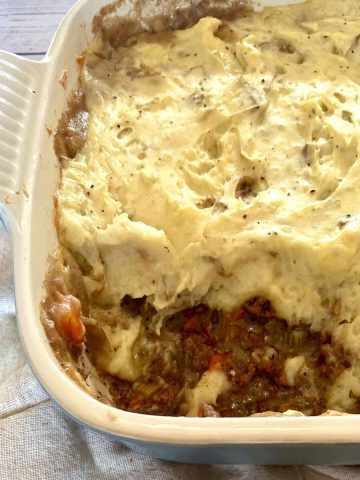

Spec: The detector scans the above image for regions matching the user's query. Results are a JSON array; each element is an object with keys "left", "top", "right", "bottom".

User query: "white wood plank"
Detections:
[{"left": 0, "top": 0, "right": 77, "bottom": 55}]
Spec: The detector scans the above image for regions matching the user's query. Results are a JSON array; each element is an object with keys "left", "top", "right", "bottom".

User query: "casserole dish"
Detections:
[{"left": 2, "top": 0, "right": 360, "bottom": 464}]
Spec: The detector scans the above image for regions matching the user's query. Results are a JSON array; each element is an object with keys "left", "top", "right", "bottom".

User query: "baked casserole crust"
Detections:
[{"left": 43, "top": 0, "right": 360, "bottom": 417}]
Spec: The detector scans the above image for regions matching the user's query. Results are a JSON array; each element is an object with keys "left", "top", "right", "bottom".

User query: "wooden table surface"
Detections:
[{"left": 0, "top": 0, "right": 77, "bottom": 59}]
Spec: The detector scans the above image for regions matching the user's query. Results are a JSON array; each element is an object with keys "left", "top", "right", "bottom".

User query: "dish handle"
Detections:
[{"left": 0, "top": 51, "right": 47, "bottom": 232}]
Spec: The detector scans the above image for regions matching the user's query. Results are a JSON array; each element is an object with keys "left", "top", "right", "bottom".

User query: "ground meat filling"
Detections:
[{"left": 102, "top": 298, "right": 354, "bottom": 417}]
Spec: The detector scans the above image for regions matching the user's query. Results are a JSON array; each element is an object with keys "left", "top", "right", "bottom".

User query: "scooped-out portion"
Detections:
[{"left": 46, "top": 0, "right": 360, "bottom": 416}]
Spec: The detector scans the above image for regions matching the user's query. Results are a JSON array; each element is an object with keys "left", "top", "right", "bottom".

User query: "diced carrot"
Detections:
[
  {"left": 229, "top": 308, "right": 246, "bottom": 324},
  {"left": 52, "top": 295, "right": 85, "bottom": 345},
  {"left": 208, "top": 353, "right": 227, "bottom": 371},
  {"left": 128, "top": 395, "right": 143, "bottom": 409}
]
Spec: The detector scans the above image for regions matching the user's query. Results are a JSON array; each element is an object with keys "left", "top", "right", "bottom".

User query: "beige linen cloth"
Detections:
[{"left": 1, "top": 224, "right": 360, "bottom": 479}]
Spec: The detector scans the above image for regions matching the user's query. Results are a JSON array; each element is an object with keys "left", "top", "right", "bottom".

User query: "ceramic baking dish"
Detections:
[{"left": 1, "top": 0, "right": 360, "bottom": 464}]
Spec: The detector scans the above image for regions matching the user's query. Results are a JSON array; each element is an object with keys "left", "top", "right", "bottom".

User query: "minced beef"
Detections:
[{"left": 102, "top": 297, "right": 355, "bottom": 417}]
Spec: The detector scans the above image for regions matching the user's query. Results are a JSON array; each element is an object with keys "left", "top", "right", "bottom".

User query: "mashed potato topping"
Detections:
[{"left": 57, "top": 0, "right": 360, "bottom": 413}]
